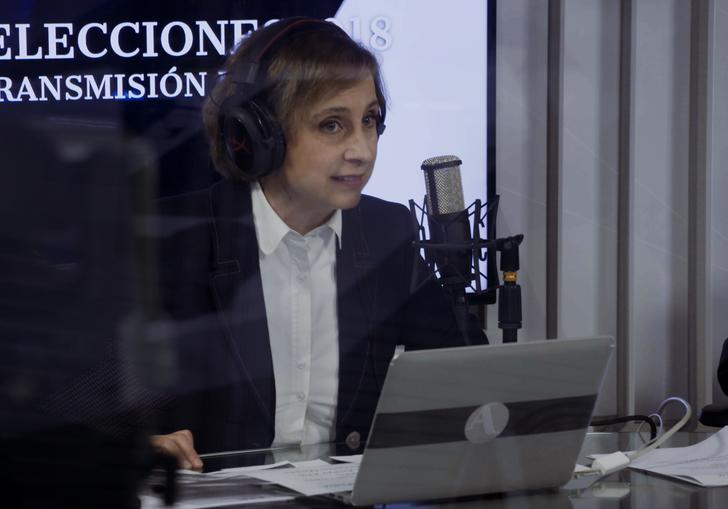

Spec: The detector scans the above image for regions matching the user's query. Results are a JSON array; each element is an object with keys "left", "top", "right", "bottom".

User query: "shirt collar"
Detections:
[{"left": 250, "top": 181, "right": 342, "bottom": 255}]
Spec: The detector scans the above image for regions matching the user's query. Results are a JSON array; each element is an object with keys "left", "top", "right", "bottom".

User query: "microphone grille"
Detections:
[
  {"left": 421, "top": 155, "right": 462, "bottom": 170},
  {"left": 421, "top": 155, "right": 464, "bottom": 215}
]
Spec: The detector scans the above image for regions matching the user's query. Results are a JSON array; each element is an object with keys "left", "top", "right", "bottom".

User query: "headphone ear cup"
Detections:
[
  {"left": 221, "top": 99, "right": 286, "bottom": 179},
  {"left": 249, "top": 100, "right": 286, "bottom": 175}
]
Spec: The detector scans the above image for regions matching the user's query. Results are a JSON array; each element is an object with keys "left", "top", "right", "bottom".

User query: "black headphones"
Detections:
[{"left": 218, "top": 17, "right": 386, "bottom": 180}]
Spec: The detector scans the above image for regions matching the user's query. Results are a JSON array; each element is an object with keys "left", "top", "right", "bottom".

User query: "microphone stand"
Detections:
[
  {"left": 450, "top": 234, "right": 523, "bottom": 344},
  {"left": 496, "top": 235, "right": 523, "bottom": 343}
]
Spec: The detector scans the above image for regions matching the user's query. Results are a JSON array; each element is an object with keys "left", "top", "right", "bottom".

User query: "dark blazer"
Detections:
[{"left": 153, "top": 178, "right": 475, "bottom": 453}]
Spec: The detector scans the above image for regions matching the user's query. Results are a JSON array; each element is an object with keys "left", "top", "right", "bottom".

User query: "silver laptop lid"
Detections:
[{"left": 351, "top": 336, "right": 615, "bottom": 505}]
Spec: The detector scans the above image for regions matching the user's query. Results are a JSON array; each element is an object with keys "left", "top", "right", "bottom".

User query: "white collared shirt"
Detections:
[{"left": 250, "top": 182, "right": 341, "bottom": 446}]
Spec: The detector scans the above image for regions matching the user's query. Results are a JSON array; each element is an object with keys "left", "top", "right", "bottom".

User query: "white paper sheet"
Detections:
[
  {"left": 245, "top": 461, "right": 359, "bottom": 496},
  {"left": 140, "top": 492, "right": 295, "bottom": 509},
  {"left": 628, "top": 427, "right": 728, "bottom": 486},
  {"left": 330, "top": 454, "right": 363, "bottom": 464}
]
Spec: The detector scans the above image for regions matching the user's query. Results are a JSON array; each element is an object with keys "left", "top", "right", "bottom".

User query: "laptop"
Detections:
[{"left": 344, "top": 336, "right": 614, "bottom": 505}]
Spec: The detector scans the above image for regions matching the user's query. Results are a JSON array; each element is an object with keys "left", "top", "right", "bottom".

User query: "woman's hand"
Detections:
[{"left": 150, "top": 429, "right": 203, "bottom": 471}]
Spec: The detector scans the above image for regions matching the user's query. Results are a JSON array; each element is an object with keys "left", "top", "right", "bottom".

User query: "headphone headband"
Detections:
[
  {"left": 228, "top": 18, "right": 344, "bottom": 91},
  {"left": 253, "top": 18, "right": 339, "bottom": 65}
]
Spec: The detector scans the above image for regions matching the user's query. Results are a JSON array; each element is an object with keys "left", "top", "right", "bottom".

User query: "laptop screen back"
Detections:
[{"left": 351, "top": 336, "right": 615, "bottom": 505}]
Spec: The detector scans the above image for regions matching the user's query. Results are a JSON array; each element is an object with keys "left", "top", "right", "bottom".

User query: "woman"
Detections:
[{"left": 151, "top": 17, "right": 480, "bottom": 470}]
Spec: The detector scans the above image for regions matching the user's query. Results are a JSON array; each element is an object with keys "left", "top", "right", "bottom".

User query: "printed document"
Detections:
[
  {"left": 629, "top": 426, "right": 728, "bottom": 486},
  {"left": 245, "top": 461, "right": 359, "bottom": 496}
]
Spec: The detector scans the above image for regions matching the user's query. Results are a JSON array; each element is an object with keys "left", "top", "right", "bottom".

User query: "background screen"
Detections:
[
  {"left": 333, "top": 0, "right": 491, "bottom": 212},
  {"left": 1, "top": 0, "right": 495, "bottom": 295},
  {"left": 0, "top": 0, "right": 492, "bottom": 205}
]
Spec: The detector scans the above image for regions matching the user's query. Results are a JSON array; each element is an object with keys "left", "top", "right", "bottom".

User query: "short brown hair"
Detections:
[{"left": 202, "top": 19, "right": 387, "bottom": 181}]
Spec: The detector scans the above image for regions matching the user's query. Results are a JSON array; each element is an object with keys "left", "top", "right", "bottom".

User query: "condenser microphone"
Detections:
[
  {"left": 420, "top": 155, "right": 473, "bottom": 289},
  {"left": 414, "top": 156, "right": 523, "bottom": 342}
]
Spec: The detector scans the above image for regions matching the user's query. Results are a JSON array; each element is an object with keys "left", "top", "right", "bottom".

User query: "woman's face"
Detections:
[{"left": 261, "top": 76, "right": 381, "bottom": 232}]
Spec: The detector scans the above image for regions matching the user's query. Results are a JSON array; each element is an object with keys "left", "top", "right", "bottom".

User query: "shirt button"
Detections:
[
  {"left": 297, "top": 273, "right": 307, "bottom": 282},
  {"left": 296, "top": 393, "right": 305, "bottom": 401},
  {"left": 297, "top": 361, "right": 306, "bottom": 370},
  {"left": 346, "top": 431, "right": 361, "bottom": 450}
]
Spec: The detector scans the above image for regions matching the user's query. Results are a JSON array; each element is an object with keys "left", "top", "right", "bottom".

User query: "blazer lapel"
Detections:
[
  {"left": 208, "top": 179, "right": 274, "bottom": 427},
  {"left": 336, "top": 205, "right": 378, "bottom": 427}
]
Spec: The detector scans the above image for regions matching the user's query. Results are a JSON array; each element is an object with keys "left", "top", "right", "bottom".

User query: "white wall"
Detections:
[
  {"left": 560, "top": 0, "right": 620, "bottom": 415},
  {"left": 496, "top": 0, "right": 725, "bottom": 416},
  {"left": 493, "top": 0, "right": 549, "bottom": 342},
  {"left": 631, "top": 0, "right": 691, "bottom": 412}
]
